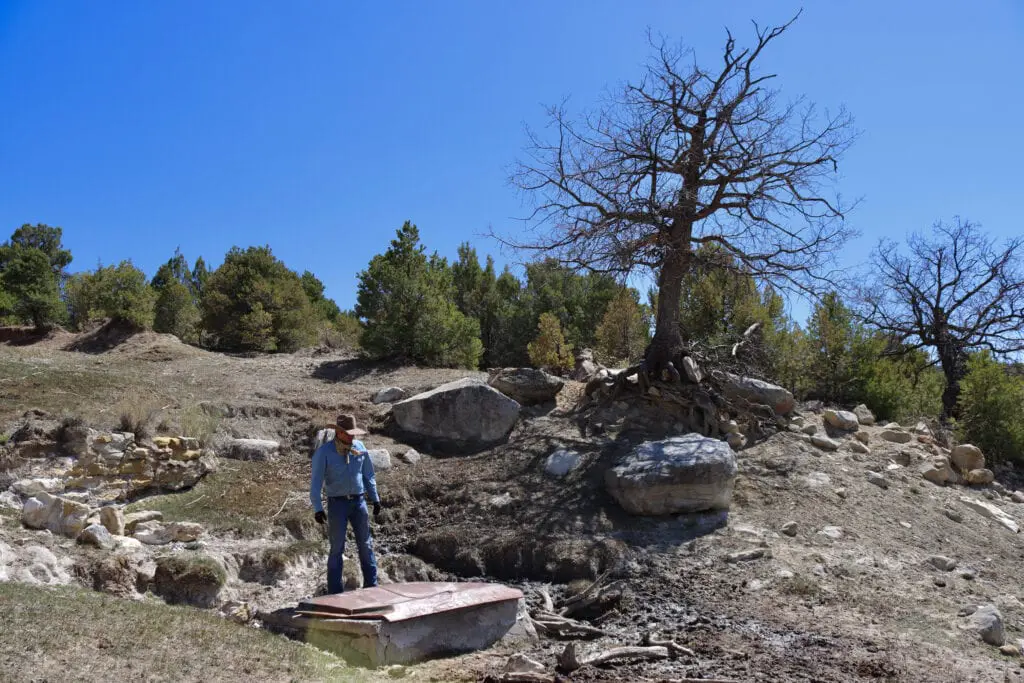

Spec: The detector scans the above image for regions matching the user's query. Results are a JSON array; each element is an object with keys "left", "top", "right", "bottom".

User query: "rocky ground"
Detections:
[{"left": 3, "top": 326, "right": 1024, "bottom": 682}]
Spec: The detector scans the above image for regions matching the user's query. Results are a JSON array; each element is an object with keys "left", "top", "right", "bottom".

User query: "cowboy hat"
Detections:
[{"left": 329, "top": 413, "right": 367, "bottom": 437}]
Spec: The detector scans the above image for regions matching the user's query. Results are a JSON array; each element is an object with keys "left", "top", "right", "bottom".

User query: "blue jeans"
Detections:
[{"left": 326, "top": 496, "right": 378, "bottom": 594}]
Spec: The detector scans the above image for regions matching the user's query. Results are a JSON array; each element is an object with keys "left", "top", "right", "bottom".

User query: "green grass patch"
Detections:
[
  {"left": 0, "top": 582, "right": 369, "bottom": 682},
  {"left": 126, "top": 459, "right": 309, "bottom": 537},
  {"left": 0, "top": 356, "right": 127, "bottom": 425}
]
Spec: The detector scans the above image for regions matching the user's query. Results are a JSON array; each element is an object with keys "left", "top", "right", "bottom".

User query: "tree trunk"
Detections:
[
  {"left": 646, "top": 242, "right": 689, "bottom": 375},
  {"left": 936, "top": 331, "right": 966, "bottom": 420}
]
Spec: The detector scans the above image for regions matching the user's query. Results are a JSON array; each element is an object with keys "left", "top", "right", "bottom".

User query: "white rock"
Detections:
[
  {"left": 824, "top": 409, "right": 859, "bottom": 431},
  {"left": 11, "top": 478, "right": 64, "bottom": 497},
  {"left": 818, "top": 526, "right": 844, "bottom": 540},
  {"left": 20, "top": 492, "right": 93, "bottom": 538},
  {"left": 853, "top": 404, "right": 875, "bottom": 425},
  {"left": 959, "top": 496, "right": 1020, "bottom": 533},
  {"left": 682, "top": 356, "right": 703, "bottom": 384},
  {"left": 368, "top": 449, "right": 392, "bottom": 471},
  {"left": 849, "top": 441, "right": 870, "bottom": 455},
  {"left": 544, "top": 449, "right": 583, "bottom": 478},
  {"left": 123, "top": 510, "right": 163, "bottom": 533},
  {"left": 100, "top": 506, "right": 125, "bottom": 536},
  {"left": 781, "top": 521, "right": 798, "bottom": 536},
  {"left": 801, "top": 424, "right": 818, "bottom": 436},
  {"left": 854, "top": 431, "right": 870, "bottom": 445},
  {"left": 0, "top": 491, "right": 21, "bottom": 511},
  {"left": 1012, "top": 491, "right": 1024, "bottom": 504},
  {"left": 866, "top": 471, "right": 888, "bottom": 489},
  {"left": 927, "top": 555, "right": 957, "bottom": 571},
  {"left": 726, "top": 433, "right": 746, "bottom": 450},
  {"left": 951, "top": 444, "right": 985, "bottom": 473},
  {"left": 966, "top": 468, "right": 995, "bottom": 486},
  {"left": 804, "top": 472, "right": 832, "bottom": 488},
  {"left": 505, "top": 654, "right": 545, "bottom": 675},
  {"left": 920, "top": 458, "right": 951, "bottom": 486},
  {"left": 371, "top": 387, "right": 408, "bottom": 404},
  {"left": 77, "top": 523, "right": 114, "bottom": 549},
  {"left": 227, "top": 438, "right": 280, "bottom": 461}
]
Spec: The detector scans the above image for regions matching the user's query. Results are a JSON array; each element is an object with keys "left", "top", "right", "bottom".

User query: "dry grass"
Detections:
[
  {"left": 0, "top": 583, "right": 369, "bottom": 682},
  {"left": 115, "top": 385, "right": 164, "bottom": 439},
  {"left": 126, "top": 459, "right": 310, "bottom": 537},
  {"left": 179, "top": 402, "right": 221, "bottom": 446}
]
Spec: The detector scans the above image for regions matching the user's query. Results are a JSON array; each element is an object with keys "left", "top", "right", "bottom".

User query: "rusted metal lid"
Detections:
[{"left": 297, "top": 581, "right": 522, "bottom": 623}]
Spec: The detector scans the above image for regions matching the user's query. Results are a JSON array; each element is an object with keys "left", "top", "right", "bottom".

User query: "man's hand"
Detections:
[
  {"left": 314, "top": 510, "right": 326, "bottom": 525},
  {"left": 372, "top": 502, "right": 382, "bottom": 519}
]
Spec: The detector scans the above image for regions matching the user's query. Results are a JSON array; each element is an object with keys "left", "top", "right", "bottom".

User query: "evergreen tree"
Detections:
[
  {"left": 528, "top": 312, "right": 574, "bottom": 373},
  {"left": 201, "top": 246, "right": 316, "bottom": 352},
  {"left": 595, "top": 288, "right": 651, "bottom": 365},
  {"left": 152, "top": 248, "right": 200, "bottom": 342},
  {"left": 90, "top": 261, "right": 157, "bottom": 329},
  {"left": 0, "top": 224, "right": 71, "bottom": 329},
  {"left": 356, "top": 222, "right": 482, "bottom": 368},
  {"left": 300, "top": 271, "right": 342, "bottom": 322}
]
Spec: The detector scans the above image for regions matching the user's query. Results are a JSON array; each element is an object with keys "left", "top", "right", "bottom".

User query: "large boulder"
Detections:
[
  {"left": 853, "top": 404, "right": 875, "bottom": 425},
  {"left": 951, "top": 444, "right": 985, "bottom": 473},
  {"left": 605, "top": 434, "right": 737, "bottom": 515},
  {"left": 152, "top": 554, "right": 226, "bottom": 608},
  {"left": 488, "top": 368, "right": 564, "bottom": 405},
  {"left": 721, "top": 374, "right": 795, "bottom": 415},
  {"left": 371, "top": 387, "right": 408, "bottom": 404},
  {"left": 570, "top": 349, "right": 602, "bottom": 381},
  {"left": 227, "top": 438, "right": 279, "bottom": 461},
  {"left": 969, "top": 605, "right": 1005, "bottom": 646},
  {"left": 823, "top": 409, "right": 859, "bottom": 431},
  {"left": 391, "top": 378, "right": 520, "bottom": 451}
]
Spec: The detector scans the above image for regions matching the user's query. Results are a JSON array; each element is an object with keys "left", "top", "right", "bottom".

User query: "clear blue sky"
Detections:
[{"left": 1, "top": 1, "right": 1021, "bottom": 324}]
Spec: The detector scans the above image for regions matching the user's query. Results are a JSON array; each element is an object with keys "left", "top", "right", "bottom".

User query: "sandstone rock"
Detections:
[
  {"left": 943, "top": 508, "right": 963, "bottom": 523},
  {"left": 810, "top": 435, "right": 840, "bottom": 451},
  {"left": 14, "top": 545, "right": 71, "bottom": 585},
  {"left": 605, "top": 434, "right": 737, "bottom": 515},
  {"left": 100, "top": 506, "right": 125, "bottom": 536},
  {"left": 1012, "top": 491, "right": 1024, "bottom": 504},
  {"left": 999, "top": 644, "right": 1020, "bottom": 657},
  {"left": 824, "top": 409, "right": 859, "bottom": 431},
  {"left": 854, "top": 431, "right": 870, "bottom": 444},
  {"left": 725, "top": 548, "right": 766, "bottom": 563},
  {"left": 927, "top": 555, "right": 957, "bottom": 571},
  {"left": 227, "top": 438, "right": 279, "bottom": 461},
  {"left": 879, "top": 430, "right": 912, "bottom": 444},
  {"left": 398, "top": 449, "right": 421, "bottom": 465},
  {"left": 505, "top": 654, "right": 545, "bottom": 675},
  {"left": 781, "top": 521, "right": 798, "bottom": 536},
  {"left": 969, "top": 605, "right": 1005, "bottom": 646},
  {"left": 392, "top": 378, "right": 520, "bottom": 451},
  {"left": 77, "top": 523, "right": 114, "bottom": 549},
  {"left": 818, "top": 526, "right": 844, "bottom": 540},
  {"left": 21, "top": 492, "right": 93, "bottom": 538},
  {"left": 488, "top": 367, "right": 564, "bottom": 405},
  {"left": 721, "top": 374, "right": 795, "bottom": 415},
  {"left": 866, "top": 471, "right": 888, "bottom": 489},
  {"left": 135, "top": 521, "right": 204, "bottom": 545},
  {"left": 124, "top": 510, "right": 163, "bottom": 533},
  {"left": 951, "top": 444, "right": 985, "bottom": 473},
  {"left": 682, "top": 356, "right": 703, "bottom": 383},
  {"left": 371, "top": 387, "right": 408, "bottom": 404},
  {"left": 726, "top": 433, "right": 746, "bottom": 451},
  {"left": 920, "top": 458, "right": 952, "bottom": 486},
  {"left": 966, "top": 468, "right": 995, "bottom": 486},
  {"left": 849, "top": 441, "right": 870, "bottom": 455},
  {"left": 891, "top": 450, "right": 913, "bottom": 467},
  {"left": 368, "top": 449, "right": 393, "bottom": 471},
  {"left": 11, "top": 478, "right": 64, "bottom": 497},
  {"left": 960, "top": 496, "right": 1020, "bottom": 533},
  {"left": 853, "top": 404, "right": 875, "bottom": 425},
  {"left": 544, "top": 449, "right": 583, "bottom": 478}
]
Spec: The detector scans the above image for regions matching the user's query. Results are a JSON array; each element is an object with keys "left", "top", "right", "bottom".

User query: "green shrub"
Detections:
[
  {"left": 956, "top": 352, "right": 1024, "bottom": 465},
  {"left": 528, "top": 312, "right": 574, "bottom": 373}
]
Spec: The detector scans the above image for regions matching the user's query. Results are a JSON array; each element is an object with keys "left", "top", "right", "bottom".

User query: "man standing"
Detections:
[{"left": 310, "top": 414, "right": 380, "bottom": 594}]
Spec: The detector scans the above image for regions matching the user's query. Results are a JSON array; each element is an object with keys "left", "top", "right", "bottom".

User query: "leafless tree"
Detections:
[
  {"left": 502, "top": 14, "right": 856, "bottom": 382},
  {"left": 861, "top": 218, "right": 1024, "bottom": 418}
]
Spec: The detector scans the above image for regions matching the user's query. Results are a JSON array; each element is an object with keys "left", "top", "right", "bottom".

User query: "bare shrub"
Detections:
[{"left": 115, "top": 388, "right": 161, "bottom": 440}]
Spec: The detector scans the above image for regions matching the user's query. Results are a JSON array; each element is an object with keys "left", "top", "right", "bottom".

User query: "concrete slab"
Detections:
[{"left": 289, "top": 581, "right": 524, "bottom": 667}]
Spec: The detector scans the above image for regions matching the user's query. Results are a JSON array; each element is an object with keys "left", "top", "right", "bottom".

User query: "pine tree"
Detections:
[
  {"left": 528, "top": 312, "right": 574, "bottom": 373},
  {"left": 595, "top": 288, "right": 651, "bottom": 365}
]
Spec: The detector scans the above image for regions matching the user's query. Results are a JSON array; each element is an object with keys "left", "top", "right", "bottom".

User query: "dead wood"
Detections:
[{"left": 556, "top": 642, "right": 669, "bottom": 673}]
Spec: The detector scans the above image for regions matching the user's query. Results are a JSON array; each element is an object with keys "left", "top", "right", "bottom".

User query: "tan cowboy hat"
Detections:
[{"left": 329, "top": 413, "right": 367, "bottom": 437}]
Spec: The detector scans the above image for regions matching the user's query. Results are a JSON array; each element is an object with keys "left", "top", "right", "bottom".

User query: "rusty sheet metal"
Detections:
[{"left": 297, "top": 581, "right": 522, "bottom": 623}]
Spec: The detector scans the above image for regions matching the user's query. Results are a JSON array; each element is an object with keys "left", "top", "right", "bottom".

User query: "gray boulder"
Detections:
[
  {"left": 398, "top": 449, "right": 421, "bottom": 465},
  {"left": 570, "top": 349, "right": 602, "bottom": 381},
  {"left": 392, "top": 378, "right": 520, "bottom": 451},
  {"left": 823, "top": 409, "right": 859, "bottom": 431},
  {"left": 488, "top": 368, "right": 564, "bottom": 405},
  {"left": 969, "top": 605, "right": 1005, "bottom": 646},
  {"left": 77, "top": 523, "right": 114, "bottom": 550},
  {"left": 227, "top": 438, "right": 279, "bottom": 461},
  {"left": 605, "top": 434, "right": 737, "bottom": 515},
  {"left": 368, "top": 449, "right": 393, "bottom": 471},
  {"left": 853, "top": 404, "right": 876, "bottom": 425},
  {"left": 721, "top": 374, "right": 795, "bottom": 415},
  {"left": 879, "top": 429, "right": 912, "bottom": 444},
  {"left": 951, "top": 444, "right": 985, "bottom": 473},
  {"left": 371, "top": 387, "right": 408, "bottom": 404}
]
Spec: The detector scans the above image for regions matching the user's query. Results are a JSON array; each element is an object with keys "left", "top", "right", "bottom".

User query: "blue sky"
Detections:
[{"left": 1, "top": 1, "right": 1022, "bottom": 325}]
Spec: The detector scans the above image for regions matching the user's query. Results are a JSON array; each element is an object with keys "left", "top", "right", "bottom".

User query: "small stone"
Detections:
[
  {"left": 544, "top": 449, "right": 583, "bottom": 478},
  {"left": 899, "top": 521, "right": 911, "bottom": 529},
  {"left": 999, "top": 644, "right": 1020, "bottom": 657},
  {"left": 966, "top": 468, "right": 995, "bottom": 486},
  {"left": 368, "top": 449, "right": 393, "bottom": 471},
  {"left": 725, "top": 548, "right": 767, "bottom": 563},
  {"left": 824, "top": 409, "right": 860, "bottom": 431},
  {"left": 77, "top": 523, "right": 114, "bottom": 549},
  {"left": 682, "top": 356, "right": 703, "bottom": 384},
  {"left": 943, "top": 508, "right": 963, "bottom": 523},
  {"left": 123, "top": 510, "right": 163, "bottom": 533},
  {"left": 810, "top": 435, "right": 839, "bottom": 451},
  {"left": 866, "top": 472, "right": 888, "bottom": 489},
  {"left": 789, "top": 415, "right": 805, "bottom": 427},
  {"left": 726, "top": 432, "right": 746, "bottom": 450},
  {"left": 880, "top": 430, "right": 912, "bottom": 444},
  {"left": 1012, "top": 491, "right": 1024, "bottom": 504},
  {"left": 99, "top": 506, "right": 125, "bottom": 536},
  {"left": 969, "top": 605, "right": 1005, "bottom": 646},
  {"left": 371, "top": 387, "right": 408, "bottom": 404},
  {"left": 959, "top": 568, "right": 977, "bottom": 581},
  {"left": 927, "top": 555, "right": 957, "bottom": 571},
  {"left": 834, "top": 488, "right": 848, "bottom": 499},
  {"left": 854, "top": 431, "right": 870, "bottom": 444},
  {"left": 892, "top": 450, "right": 913, "bottom": 467},
  {"left": 818, "top": 526, "right": 844, "bottom": 540},
  {"left": 853, "top": 404, "right": 875, "bottom": 425},
  {"left": 801, "top": 424, "right": 818, "bottom": 436},
  {"left": 725, "top": 420, "right": 741, "bottom": 435},
  {"left": 781, "top": 521, "right": 798, "bottom": 536},
  {"left": 933, "top": 577, "right": 946, "bottom": 587},
  {"left": 397, "top": 449, "right": 421, "bottom": 465},
  {"left": 505, "top": 654, "right": 545, "bottom": 675},
  {"left": 849, "top": 441, "right": 870, "bottom": 455}
]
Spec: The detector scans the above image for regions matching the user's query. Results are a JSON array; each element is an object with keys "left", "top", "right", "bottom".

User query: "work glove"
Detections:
[
  {"left": 314, "top": 510, "right": 326, "bottom": 525},
  {"left": 372, "top": 502, "right": 382, "bottom": 519}
]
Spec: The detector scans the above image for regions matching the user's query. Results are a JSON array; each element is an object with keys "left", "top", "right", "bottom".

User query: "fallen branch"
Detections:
[
  {"left": 270, "top": 493, "right": 295, "bottom": 519},
  {"left": 556, "top": 642, "right": 668, "bottom": 673},
  {"left": 643, "top": 632, "right": 696, "bottom": 658},
  {"left": 183, "top": 494, "right": 207, "bottom": 508},
  {"left": 560, "top": 579, "right": 623, "bottom": 619},
  {"left": 530, "top": 612, "right": 607, "bottom": 639},
  {"left": 539, "top": 586, "right": 555, "bottom": 614},
  {"left": 660, "top": 678, "right": 742, "bottom": 683}
]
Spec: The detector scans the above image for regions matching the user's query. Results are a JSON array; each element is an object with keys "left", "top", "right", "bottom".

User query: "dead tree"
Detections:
[
  {"left": 503, "top": 13, "right": 855, "bottom": 386},
  {"left": 860, "top": 218, "right": 1024, "bottom": 418}
]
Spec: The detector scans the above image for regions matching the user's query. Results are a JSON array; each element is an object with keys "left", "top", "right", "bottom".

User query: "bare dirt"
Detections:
[{"left": 3, "top": 328, "right": 1024, "bottom": 682}]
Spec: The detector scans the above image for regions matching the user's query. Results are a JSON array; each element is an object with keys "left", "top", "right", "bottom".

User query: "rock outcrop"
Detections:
[
  {"left": 391, "top": 378, "right": 520, "bottom": 451},
  {"left": 21, "top": 492, "right": 93, "bottom": 538},
  {"left": 371, "top": 387, "right": 408, "bottom": 404},
  {"left": 823, "top": 409, "right": 859, "bottom": 431},
  {"left": 721, "top": 374, "right": 795, "bottom": 415},
  {"left": 227, "top": 438, "right": 279, "bottom": 462},
  {"left": 605, "top": 434, "right": 737, "bottom": 515},
  {"left": 487, "top": 368, "right": 564, "bottom": 405}
]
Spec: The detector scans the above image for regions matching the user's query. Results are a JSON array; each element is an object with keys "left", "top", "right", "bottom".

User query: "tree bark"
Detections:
[
  {"left": 646, "top": 238, "right": 689, "bottom": 375},
  {"left": 936, "top": 330, "right": 966, "bottom": 420}
]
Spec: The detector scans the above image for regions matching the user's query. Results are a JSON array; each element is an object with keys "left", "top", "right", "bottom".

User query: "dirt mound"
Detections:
[
  {"left": 0, "top": 326, "right": 77, "bottom": 348},
  {"left": 63, "top": 320, "right": 204, "bottom": 361}
]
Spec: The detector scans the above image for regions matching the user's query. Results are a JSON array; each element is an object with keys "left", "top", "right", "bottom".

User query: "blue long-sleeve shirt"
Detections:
[{"left": 309, "top": 438, "right": 380, "bottom": 513}]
